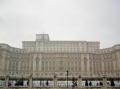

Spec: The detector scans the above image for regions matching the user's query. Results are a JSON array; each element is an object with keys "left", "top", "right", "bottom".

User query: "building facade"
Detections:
[{"left": 0, "top": 34, "right": 120, "bottom": 78}]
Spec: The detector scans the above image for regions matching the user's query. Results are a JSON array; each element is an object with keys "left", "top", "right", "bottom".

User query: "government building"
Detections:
[{"left": 0, "top": 34, "right": 120, "bottom": 88}]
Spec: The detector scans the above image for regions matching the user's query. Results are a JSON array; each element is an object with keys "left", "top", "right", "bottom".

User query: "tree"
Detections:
[
  {"left": 46, "top": 80, "right": 49, "bottom": 86},
  {"left": 110, "top": 79, "right": 115, "bottom": 87},
  {"left": 72, "top": 77, "right": 77, "bottom": 88},
  {"left": 100, "top": 82, "right": 103, "bottom": 86},
  {"left": 85, "top": 80, "right": 88, "bottom": 86},
  {"left": 89, "top": 81, "right": 92, "bottom": 86},
  {"left": 15, "top": 79, "right": 24, "bottom": 86},
  {"left": 8, "top": 82, "right": 11, "bottom": 87}
]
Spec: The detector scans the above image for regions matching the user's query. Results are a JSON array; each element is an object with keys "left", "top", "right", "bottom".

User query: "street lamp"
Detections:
[{"left": 66, "top": 70, "right": 68, "bottom": 88}]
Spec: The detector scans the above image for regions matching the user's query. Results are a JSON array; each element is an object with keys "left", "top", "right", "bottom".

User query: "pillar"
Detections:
[
  {"left": 54, "top": 74, "right": 57, "bottom": 88},
  {"left": 29, "top": 74, "right": 32, "bottom": 89},
  {"left": 102, "top": 75, "right": 107, "bottom": 88},
  {"left": 5, "top": 75, "right": 9, "bottom": 89},
  {"left": 78, "top": 75, "right": 82, "bottom": 88}
]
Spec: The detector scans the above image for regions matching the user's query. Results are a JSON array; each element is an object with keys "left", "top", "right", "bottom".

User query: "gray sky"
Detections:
[{"left": 0, "top": 0, "right": 120, "bottom": 48}]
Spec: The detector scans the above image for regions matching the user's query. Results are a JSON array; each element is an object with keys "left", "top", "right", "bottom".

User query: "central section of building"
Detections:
[{"left": 22, "top": 34, "right": 100, "bottom": 77}]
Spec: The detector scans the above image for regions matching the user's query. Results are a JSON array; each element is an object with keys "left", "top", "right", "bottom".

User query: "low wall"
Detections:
[{"left": 0, "top": 88, "right": 120, "bottom": 89}]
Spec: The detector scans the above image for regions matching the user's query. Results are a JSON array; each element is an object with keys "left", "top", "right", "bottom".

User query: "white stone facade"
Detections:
[{"left": 0, "top": 34, "right": 120, "bottom": 78}]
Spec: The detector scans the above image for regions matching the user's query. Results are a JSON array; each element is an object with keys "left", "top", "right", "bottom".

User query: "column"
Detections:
[
  {"left": 87, "top": 54, "right": 90, "bottom": 76},
  {"left": 78, "top": 75, "right": 82, "bottom": 88},
  {"left": 81, "top": 55, "right": 84, "bottom": 76},
  {"left": 54, "top": 74, "right": 57, "bottom": 88},
  {"left": 102, "top": 75, "right": 107, "bottom": 88}
]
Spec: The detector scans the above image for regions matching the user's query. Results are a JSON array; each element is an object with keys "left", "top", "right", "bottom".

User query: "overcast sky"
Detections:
[{"left": 0, "top": 0, "right": 120, "bottom": 48}]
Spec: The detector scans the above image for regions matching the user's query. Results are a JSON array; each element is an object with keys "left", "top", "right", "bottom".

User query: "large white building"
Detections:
[{"left": 0, "top": 34, "right": 120, "bottom": 78}]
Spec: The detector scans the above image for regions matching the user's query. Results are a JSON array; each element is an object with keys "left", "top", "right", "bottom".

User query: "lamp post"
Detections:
[{"left": 66, "top": 70, "right": 68, "bottom": 88}]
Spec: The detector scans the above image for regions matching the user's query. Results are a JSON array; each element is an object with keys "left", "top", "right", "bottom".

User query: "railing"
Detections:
[{"left": 0, "top": 76, "right": 120, "bottom": 88}]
